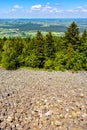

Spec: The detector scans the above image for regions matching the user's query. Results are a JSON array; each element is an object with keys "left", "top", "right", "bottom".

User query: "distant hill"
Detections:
[{"left": 0, "top": 18, "right": 87, "bottom": 37}]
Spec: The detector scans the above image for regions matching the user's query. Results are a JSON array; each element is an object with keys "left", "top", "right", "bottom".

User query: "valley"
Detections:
[{"left": 0, "top": 18, "right": 87, "bottom": 38}]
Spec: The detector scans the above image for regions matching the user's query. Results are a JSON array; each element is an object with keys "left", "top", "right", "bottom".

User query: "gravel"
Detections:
[{"left": 0, "top": 68, "right": 87, "bottom": 130}]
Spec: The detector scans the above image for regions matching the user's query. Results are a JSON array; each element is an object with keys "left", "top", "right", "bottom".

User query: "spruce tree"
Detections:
[
  {"left": 65, "top": 22, "right": 80, "bottom": 49},
  {"left": 82, "top": 30, "right": 87, "bottom": 41},
  {"left": 35, "top": 31, "right": 45, "bottom": 68},
  {"left": 44, "top": 32, "right": 55, "bottom": 59}
]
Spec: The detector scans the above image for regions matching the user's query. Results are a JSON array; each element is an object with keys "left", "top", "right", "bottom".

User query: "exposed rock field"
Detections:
[{"left": 0, "top": 68, "right": 87, "bottom": 130}]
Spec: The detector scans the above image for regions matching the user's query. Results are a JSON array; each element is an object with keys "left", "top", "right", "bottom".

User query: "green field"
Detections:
[{"left": 0, "top": 18, "right": 87, "bottom": 38}]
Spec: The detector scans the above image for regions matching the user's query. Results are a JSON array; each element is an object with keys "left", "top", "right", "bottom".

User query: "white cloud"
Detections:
[
  {"left": 65, "top": 6, "right": 87, "bottom": 13},
  {"left": 81, "top": 9, "right": 87, "bottom": 12},
  {"left": 66, "top": 9, "right": 74, "bottom": 13},
  {"left": 31, "top": 4, "right": 42, "bottom": 11},
  {"left": 13, "top": 5, "right": 23, "bottom": 9},
  {"left": 11, "top": 8, "right": 16, "bottom": 12},
  {"left": 77, "top": 6, "right": 87, "bottom": 13},
  {"left": 77, "top": 6, "right": 83, "bottom": 9},
  {"left": 1, "top": 3, "right": 87, "bottom": 18},
  {"left": 2, "top": 4, "right": 25, "bottom": 18},
  {"left": 30, "top": 3, "right": 59, "bottom": 13},
  {"left": 43, "top": 4, "right": 61, "bottom": 13},
  {"left": 50, "top": 8, "right": 58, "bottom": 13},
  {"left": 10, "top": 4, "right": 24, "bottom": 13}
]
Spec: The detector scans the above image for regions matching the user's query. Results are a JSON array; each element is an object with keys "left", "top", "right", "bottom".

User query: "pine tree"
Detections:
[
  {"left": 2, "top": 40, "right": 18, "bottom": 69},
  {"left": 65, "top": 22, "right": 80, "bottom": 49},
  {"left": 44, "top": 32, "right": 55, "bottom": 59},
  {"left": 82, "top": 30, "right": 87, "bottom": 41},
  {"left": 0, "top": 39, "right": 3, "bottom": 63},
  {"left": 35, "top": 31, "right": 45, "bottom": 68}
]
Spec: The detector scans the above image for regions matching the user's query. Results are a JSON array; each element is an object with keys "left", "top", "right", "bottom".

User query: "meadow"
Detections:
[{"left": 0, "top": 18, "right": 87, "bottom": 38}]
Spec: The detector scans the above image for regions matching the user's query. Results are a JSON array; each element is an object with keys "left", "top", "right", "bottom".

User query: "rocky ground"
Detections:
[{"left": 0, "top": 68, "right": 87, "bottom": 130}]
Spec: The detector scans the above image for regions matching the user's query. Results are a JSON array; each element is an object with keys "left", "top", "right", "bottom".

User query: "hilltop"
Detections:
[{"left": 0, "top": 68, "right": 87, "bottom": 130}]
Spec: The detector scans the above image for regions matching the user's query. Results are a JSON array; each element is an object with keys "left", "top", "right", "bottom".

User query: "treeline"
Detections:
[{"left": 0, "top": 22, "right": 87, "bottom": 70}]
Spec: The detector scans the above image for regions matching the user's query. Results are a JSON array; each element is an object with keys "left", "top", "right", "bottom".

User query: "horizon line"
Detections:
[{"left": 0, "top": 17, "right": 87, "bottom": 19}]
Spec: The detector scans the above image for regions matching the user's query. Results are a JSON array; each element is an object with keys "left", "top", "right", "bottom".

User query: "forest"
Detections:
[{"left": 0, "top": 22, "right": 87, "bottom": 71}]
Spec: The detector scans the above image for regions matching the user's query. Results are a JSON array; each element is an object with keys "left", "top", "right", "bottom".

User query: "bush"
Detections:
[
  {"left": 54, "top": 52, "right": 67, "bottom": 70},
  {"left": 1, "top": 49, "right": 18, "bottom": 70},
  {"left": 44, "top": 59, "right": 54, "bottom": 70},
  {"left": 24, "top": 53, "right": 39, "bottom": 68}
]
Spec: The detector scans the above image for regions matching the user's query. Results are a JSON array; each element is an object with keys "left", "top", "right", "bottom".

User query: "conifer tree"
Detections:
[
  {"left": 35, "top": 31, "right": 45, "bottom": 68},
  {"left": 44, "top": 32, "right": 55, "bottom": 59},
  {"left": 82, "top": 30, "right": 87, "bottom": 41},
  {"left": 65, "top": 22, "right": 80, "bottom": 48}
]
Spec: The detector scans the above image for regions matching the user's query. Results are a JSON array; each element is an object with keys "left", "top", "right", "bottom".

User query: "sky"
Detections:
[{"left": 0, "top": 0, "right": 87, "bottom": 18}]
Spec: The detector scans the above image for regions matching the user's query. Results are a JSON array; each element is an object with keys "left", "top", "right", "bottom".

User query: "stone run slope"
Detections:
[{"left": 0, "top": 68, "right": 87, "bottom": 130}]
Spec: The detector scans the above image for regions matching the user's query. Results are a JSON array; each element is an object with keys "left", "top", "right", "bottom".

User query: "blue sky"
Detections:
[{"left": 0, "top": 0, "right": 87, "bottom": 18}]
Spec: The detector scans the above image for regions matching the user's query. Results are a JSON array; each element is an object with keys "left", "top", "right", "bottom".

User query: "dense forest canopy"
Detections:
[{"left": 0, "top": 22, "right": 87, "bottom": 70}]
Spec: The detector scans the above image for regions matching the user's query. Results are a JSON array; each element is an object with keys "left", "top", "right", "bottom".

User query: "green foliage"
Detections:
[
  {"left": 2, "top": 50, "right": 18, "bottom": 70},
  {"left": 65, "top": 22, "right": 80, "bottom": 49},
  {"left": 82, "top": 30, "right": 87, "bottom": 41},
  {"left": 0, "top": 39, "right": 4, "bottom": 64},
  {"left": 34, "top": 31, "right": 45, "bottom": 68},
  {"left": 1, "top": 38, "right": 25, "bottom": 69},
  {"left": 44, "top": 59, "right": 54, "bottom": 70},
  {"left": 24, "top": 53, "right": 39, "bottom": 68},
  {"left": 44, "top": 32, "right": 55, "bottom": 59},
  {"left": 54, "top": 51, "right": 67, "bottom": 70},
  {"left": 0, "top": 22, "right": 87, "bottom": 71},
  {"left": 1, "top": 40, "right": 18, "bottom": 69},
  {"left": 0, "top": 51, "right": 2, "bottom": 64}
]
